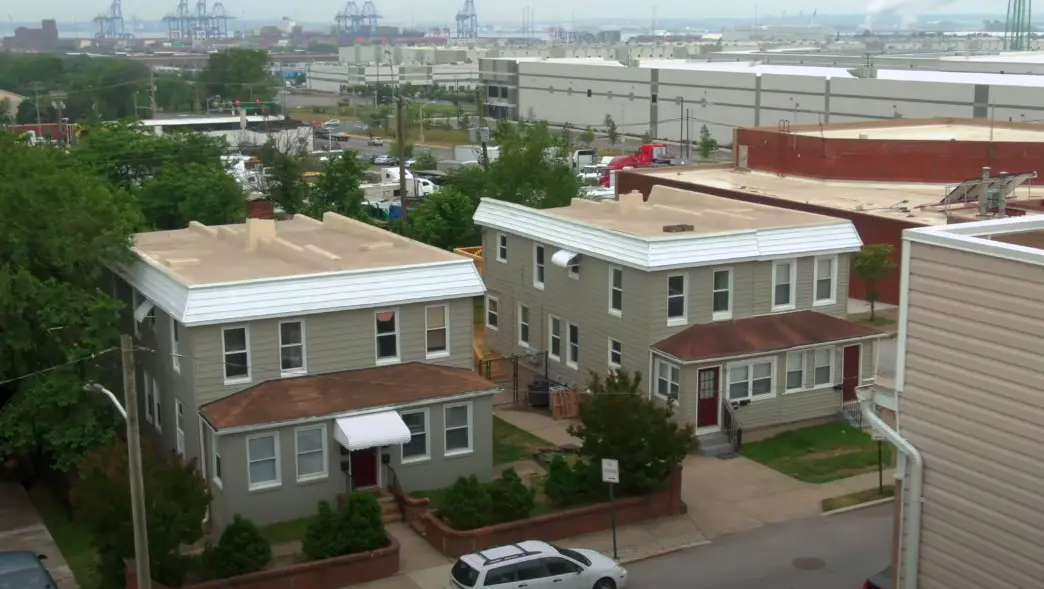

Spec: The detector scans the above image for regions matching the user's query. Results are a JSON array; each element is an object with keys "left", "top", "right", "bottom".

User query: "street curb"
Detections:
[
  {"left": 617, "top": 540, "right": 712, "bottom": 565},
  {"left": 822, "top": 497, "right": 894, "bottom": 516}
]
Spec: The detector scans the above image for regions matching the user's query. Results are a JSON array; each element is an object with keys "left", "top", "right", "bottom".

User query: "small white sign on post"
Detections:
[{"left": 601, "top": 458, "right": 620, "bottom": 484}]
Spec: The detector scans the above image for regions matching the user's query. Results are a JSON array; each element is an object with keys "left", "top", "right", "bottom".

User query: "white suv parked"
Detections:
[{"left": 449, "top": 541, "right": 627, "bottom": 589}]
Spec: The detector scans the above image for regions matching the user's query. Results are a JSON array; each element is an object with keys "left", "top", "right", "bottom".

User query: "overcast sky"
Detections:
[{"left": 10, "top": 0, "right": 996, "bottom": 27}]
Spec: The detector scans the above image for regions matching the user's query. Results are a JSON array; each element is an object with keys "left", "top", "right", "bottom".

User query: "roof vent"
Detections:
[{"left": 662, "top": 224, "right": 695, "bottom": 233}]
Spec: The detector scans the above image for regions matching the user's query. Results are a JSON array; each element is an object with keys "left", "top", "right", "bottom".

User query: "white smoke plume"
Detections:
[{"left": 866, "top": 0, "right": 954, "bottom": 15}]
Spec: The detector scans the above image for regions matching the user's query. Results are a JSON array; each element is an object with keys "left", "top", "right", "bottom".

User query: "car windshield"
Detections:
[
  {"left": 450, "top": 559, "right": 479, "bottom": 587},
  {"left": 552, "top": 546, "right": 590, "bottom": 567}
]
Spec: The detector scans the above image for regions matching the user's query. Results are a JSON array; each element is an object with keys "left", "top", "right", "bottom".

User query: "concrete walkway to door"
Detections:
[{"left": 0, "top": 483, "right": 78, "bottom": 589}]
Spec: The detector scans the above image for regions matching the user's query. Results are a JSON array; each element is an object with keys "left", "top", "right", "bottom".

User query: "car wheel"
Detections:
[{"left": 593, "top": 578, "right": 616, "bottom": 589}]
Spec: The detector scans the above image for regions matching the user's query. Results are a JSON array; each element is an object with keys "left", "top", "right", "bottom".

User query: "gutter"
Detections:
[{"left": 857, "top": 388, "right": 923, "bottom": 589}]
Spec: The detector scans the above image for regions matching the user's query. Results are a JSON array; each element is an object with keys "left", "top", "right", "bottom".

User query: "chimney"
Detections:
[
  {"left": 978, "top": 166, "right": 991, "bottom": 217},
  {"left": 246, "top": 199, "right": 275, "bottom": 220},
  {"left": 245, "top": 217, "right": 276, "bottom": 251}
]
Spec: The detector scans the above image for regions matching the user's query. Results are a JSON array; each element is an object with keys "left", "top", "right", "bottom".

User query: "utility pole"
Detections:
[
  {"left": 50, "top": 92, "right": 66, "bottom": 145},
  {"left": 29, "top": 81, "right": 43, "bottom": 130},
  {"left": 122, "top": 334, "right": 151, "bottom": 589},
  {"left": 477, "top": 87, "right": 489, "bottom": 170},
  {"left": 397, "top": 95, "right": 408, "bottom": 228},
  {"left": 148, "top": 68, "right": 157, "bottom": 118}
]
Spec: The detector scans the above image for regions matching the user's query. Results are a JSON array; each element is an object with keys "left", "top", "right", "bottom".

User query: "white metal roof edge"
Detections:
[
  {"left": 904, "top": 216, "right": 1044, "bottom": 268},
  {"left": 185, "top": 259, "right": 478, "bottom": 289}
]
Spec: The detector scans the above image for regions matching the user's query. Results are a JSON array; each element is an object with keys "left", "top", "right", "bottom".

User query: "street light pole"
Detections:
[{"left": 84, "top": 334, "right": 151, "bottom": 589}]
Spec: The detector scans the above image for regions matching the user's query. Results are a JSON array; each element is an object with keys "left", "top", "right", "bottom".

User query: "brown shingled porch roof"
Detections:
[
  {"left": 200, "top": 362, "right": 500, "bottom": 429},
  {"left": 652, "top": 310, "right": 887, "bottom": 362}
]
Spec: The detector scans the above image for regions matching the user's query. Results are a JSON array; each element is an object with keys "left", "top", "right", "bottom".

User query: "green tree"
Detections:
[
  {"left": 488, "top": 468, "right": 536, "bottom": 523},
  {"left": 71, "top": 438, "right": 211, "bottom": 586},
  {"left": 0, "top": 134, "right": 139, "bottom": 470},
  {"left": 306, "top": 150, "right": 368, "bottom": 220},
  {"left": 413, "top": 150, "right": 439, "bottom": 170},
  {"left": 487, "top": 120, "right": 580, "bottom": 209},
  {"left": 640, "top": 130, "right": 653, "bottom": 144},
  {"left": 257, "top": 139, "right": 309, "bottom": 215},
  {"left": 410, "top": 186, "right": 481, "bottom": 250},
  {"left": 138, "top": 162, "right": 246, "bottom": 229},
  {"left": 198, "top": 48, "right": 277, "bottom": 104},
  {"left": 389, "top": 138, "right": 414, "bottom": 160},
  {"left": 698, "top": 124, "right": 719, "bottom": 160},
  {"left": 201, "top": 515, "right": 272, "bottom": 579},
  {"left": 559, "top": 122, "right": 574, "bottom": 146},
  {"left": 569, "top": 369, "right": 698, "bottom": 496},
  {"left": 579, "top": 127, "right": 596, "bottom": 147},
  {"left": 604, "top": 114, "right": 619, "bottom": 146},
  {"left": 440, "top": 475, "right": 494, "bottom": 530},
  {"left": 853, "top": 244, "right": 898, "bottom": 321},
  {"left": 0, "top": 97, "right": 13, "bottom": 124}
]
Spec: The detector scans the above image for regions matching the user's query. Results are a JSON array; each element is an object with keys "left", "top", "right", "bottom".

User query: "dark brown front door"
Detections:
[
  {"left": 842, "top": 345, "right": 861, "bottom": 402},
  {"left": 350, "top": 448, "right": 378, "bottom": 488},
  {"left": 696, "top": 368, "right": 720, "bottom": 428}
]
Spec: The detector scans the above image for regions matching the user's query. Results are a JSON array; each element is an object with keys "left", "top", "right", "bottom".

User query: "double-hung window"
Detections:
[
  {"left": 485, "top": 296, "right": 499, "bottom": 330},
  {"left": 143, "top": 371, "right": 154, "bottom": 424},
  {"left": 814, "top": 348, "right": 834, "bottom": 386},
  {"left": 667, "top": 274, "right": 687, "bottom": 325},
  {"left": 728, "top": 361, "right": 774, "bottom": 401},
  {"left": 175, "top": 399, "right": 185, "bottom": 456},
  {"left": 279, "top": 320, "right": 306, "bottom": 376},
  {"left": 609, "top": 267, "right": 623, "bottom": 316},
  {"left": 772, "top": 260, "right": 796, "bottom": 311},
  {"left": 517, "top": 304, "right": 530, "bottom": 348},
  {"left": 444, "top": 403, "right": 472, "bottom": 456},
  {"left": 295, "top": 425, "right": 327, "bottom": 482},
  {"left": 375, "top": 310, "right": 400, "bottom": 364},
  {"left": 814, "top": 256, "right": 838, "bottom": 305},
  {"left": 548, "top": 316, "right": 562, "bottom": 361},
  {"left": 567, "top": 323, "right": 580, "bottom": 369},
  {"left": 608, "top": 338, "right": 622, "bottom": 368},
  {"left": 152, "top": 378, "right": 162, "bottom": 432},
  {"left": 170, "top": 318, "right": 181, "bottom": 373},
  {"left": 533, "top": 245, "right": 546, "bottom": 289},
  {"left": 246, "top": 433, "right": 280, "bottom": 490},
  {"left": 222, "top": 326, "right": 251, "bottom": 384},
  {"left": 425, "top": 305, "right": 449, "bottom": 358},
  {"left": 785, "top": 351, "right": 806, "bottom": 391},
  {"left": 655, "top": 359, "right": 681, "bottom": 402},
  {"left": 496, "top": 233, "right": 508, "bottom": 262},
  {"left": 712, "top": 269, "right": 732, "bottom": 320},
  {"left": 400, "top": 409, "right": 429, "bottom": 462}
]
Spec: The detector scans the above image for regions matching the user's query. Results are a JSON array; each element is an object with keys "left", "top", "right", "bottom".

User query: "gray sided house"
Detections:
[
  {"left": 473, "top": 186, "right": 887, "bottom": 442},
  {"left": 110, "top": 213, "right": 496, "bottom": 529}
]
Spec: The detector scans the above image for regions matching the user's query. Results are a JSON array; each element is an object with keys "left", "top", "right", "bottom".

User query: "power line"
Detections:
[{"left": 0, "top": 348, "right": 118, "bottom": 386}]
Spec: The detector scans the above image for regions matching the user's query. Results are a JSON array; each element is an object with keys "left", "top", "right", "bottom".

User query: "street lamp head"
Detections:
[{"left": 83, "top": 382, "right": 102, "bottom": 394}]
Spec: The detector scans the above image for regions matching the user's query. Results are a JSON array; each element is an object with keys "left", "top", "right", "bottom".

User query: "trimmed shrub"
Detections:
[
  {"left": 302, "top": 494, "right": 388, "bottom": 561},
  {"left": 488, "top": 468, "right": 535, "bottom": 523},
  {"left": 439, "top": 475, "right": 494, "bottom": 530},
  {"left": 302, "top": 500, "right": 345, "bottom": 561},
  {"left": 543, "top": 455, "right": 582, "bottom": 507},
  {"left": 201, "top": 514, "right": 272, "bottom": 579}
]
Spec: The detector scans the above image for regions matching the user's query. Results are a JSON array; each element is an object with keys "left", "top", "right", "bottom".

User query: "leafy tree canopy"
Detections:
[
  {"left": 198, "top": 48, "right": 277, "bottom": 105},
  {"left": 409, "top": 186, "right": 482, "bottom": 250},
  {"left": 486, "top": 120, "right": 581, "bottom": 209},
  {"left": 257, "top": 138, "right": 308, "bottom": 216},
  {"left": 305, "top": 150, "right": 368, "bottom": 220}
]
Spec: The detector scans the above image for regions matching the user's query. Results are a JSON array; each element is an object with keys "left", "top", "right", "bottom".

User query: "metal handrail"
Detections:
[{"left": 721, "top": 400, "right": 744, "bottom": 452}]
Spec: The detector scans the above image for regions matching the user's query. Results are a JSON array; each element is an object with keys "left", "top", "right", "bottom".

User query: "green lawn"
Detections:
[
  {"left": 821, "top": 485, "right": 895, "bottom": 513},
  {"left": 740, "top": 422, "right": 893, "bottom": 483},
  {"left": 29, "top": 486, "right": 100, "bottom": 589},
  {"left": 492, "top": 416, "right": 551, "bottom": 465},
  {"left": 258, "top": 516, "right": 314, "bottom": 546}
]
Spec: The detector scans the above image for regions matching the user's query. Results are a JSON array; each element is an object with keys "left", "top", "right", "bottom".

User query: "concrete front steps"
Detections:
[
  {"left": 378, "top": 493, "right": 403, "bottom": 524},
  {"left": 697, "top": 431, "right": 737, "bottom": 458}
]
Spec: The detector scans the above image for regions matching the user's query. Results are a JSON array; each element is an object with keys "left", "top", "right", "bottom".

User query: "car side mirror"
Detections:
[{"left": 37, "top": 554, "right": 48, "bottom": 560}]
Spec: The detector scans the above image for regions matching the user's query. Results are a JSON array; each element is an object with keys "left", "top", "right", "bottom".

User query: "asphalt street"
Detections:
[{"left": 626, "top": 505, "right": 892, "bottom": 589}]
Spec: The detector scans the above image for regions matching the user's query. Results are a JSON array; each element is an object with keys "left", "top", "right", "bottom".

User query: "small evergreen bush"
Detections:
[
  {"left": 340, "top": 492, "right": 389, "bottom": 554},
  {"left": 201, "top": 514, "right": 272, "bottom": 579},
  {"left": 543, "top": 455, "right": 582, "bottom": 507},
  {"left": 439, "top": 475, "right": 494, "bottom": 530},
  {"left": 302, "top": 500, "right": 345, "bottom": 561},
  {"left": 487, "top": 468, "right": 535, "bottom": 523}
]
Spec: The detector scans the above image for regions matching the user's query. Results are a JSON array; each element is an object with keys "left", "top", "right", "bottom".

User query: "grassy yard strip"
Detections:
[
  {"left": 822, "top": 485, "right": 895, "bottom": 513},
  {"left": 258, "top": 516, "right": 314, "bottom": 546},
  {"left": 740, "top": 422, "right": 893, "bottom": 483},
  {"left": 28, "top": 486, "right": 100, "bottom": 589},
  {"left": 492, "top": 416, "right": 552, "bottom": 465}
]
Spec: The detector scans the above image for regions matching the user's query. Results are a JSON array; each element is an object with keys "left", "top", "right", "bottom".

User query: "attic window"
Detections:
[{"left": 662, "top": 224, "right": 695, "bottom": 233}]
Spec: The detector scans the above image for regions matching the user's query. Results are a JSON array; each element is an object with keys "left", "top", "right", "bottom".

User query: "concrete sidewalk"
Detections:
[{"left": 0, "top": 483, "right": 78, "bottom": 589}]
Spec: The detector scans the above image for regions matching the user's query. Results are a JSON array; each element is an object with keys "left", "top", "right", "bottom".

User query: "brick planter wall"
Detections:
[
  {"left": 125, "top": 535, "right": 399, "bottom": 589},
  {"left": 416, "top": 470, "right": 685, "bottom": 558}
]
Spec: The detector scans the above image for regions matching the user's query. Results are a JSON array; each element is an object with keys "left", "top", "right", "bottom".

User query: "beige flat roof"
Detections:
[
  {"left": 546, "top": 185, "right": 841, "bottom": 236},
  {"left": 637, "top": 168, "right": 1044, "bottom": 226},
  {"left": 133, "top": 213, "right": 462, "bottom": 285},
  {"left": 795, "top": 123, "right": 1044, "bottom": 143}
]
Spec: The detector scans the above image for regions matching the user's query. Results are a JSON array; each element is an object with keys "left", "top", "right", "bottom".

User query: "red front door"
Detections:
[
  {"left": 350, "top": 448, "right": 378, "bottom": 488},
  {"left": 696, "top": 368, "right": 720, "bottom": 428},
  {"left": 842, "top": 345, "right": 862, "bottom": 402}
]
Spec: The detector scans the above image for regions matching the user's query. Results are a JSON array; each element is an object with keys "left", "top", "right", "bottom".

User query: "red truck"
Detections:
[{"left": 599, "top": 143, "right": 677, "bottom": 187}]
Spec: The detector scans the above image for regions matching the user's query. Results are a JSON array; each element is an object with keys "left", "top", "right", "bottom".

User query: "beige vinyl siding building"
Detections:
[{"left": 882, "top": 217, "right": 1044, "bottom": 589}]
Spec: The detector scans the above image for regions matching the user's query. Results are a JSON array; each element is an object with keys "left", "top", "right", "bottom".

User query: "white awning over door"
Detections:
[{"left": 333, "top": 411, "right": 411, "bottom": 451}]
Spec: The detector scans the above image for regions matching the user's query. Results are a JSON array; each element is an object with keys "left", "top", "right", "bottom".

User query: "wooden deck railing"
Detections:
[{"left": 454, "top": 246, "right": 484, "bottom": 275}]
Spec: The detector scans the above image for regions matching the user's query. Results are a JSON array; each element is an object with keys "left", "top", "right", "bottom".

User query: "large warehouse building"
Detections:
[{"left": 479, "top": 56, "right": 1044, "bottom": 144}]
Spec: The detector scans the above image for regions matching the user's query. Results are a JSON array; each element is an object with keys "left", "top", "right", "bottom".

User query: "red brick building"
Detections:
[{"left": 617, "top": 118, "right": 1044, "bottom": 305}]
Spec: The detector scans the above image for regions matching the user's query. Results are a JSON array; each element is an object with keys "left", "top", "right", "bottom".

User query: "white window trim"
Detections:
[
  {"left": 813, "top": 255, "right": 839, "bottom": 307},
  {"left": 424, "top": 305, "right": 451, "bottom": 359},
  {"left": 170, "top": 317, "right": 181, "bottom": 373},
  {"left": 246, "top": 432, "right": 281, "bottom": 491},
  {"left": 517, "top": 303, "right": 530, "bottom": 348},
  {"left": 221, "top": 325, "right": 252, "bottom": 385},
  {"left": 783, "top": 351, "right": 808, "bottom": 394},
  {"left": 374, "top": 308, "right": 401, "bottom": 366},
  {"left": 771, "top": 260, "right": 798, "bottom": 312},
  {"left": 294, "top": 424, "right": 329, "bottom": 483},
  {"left": 813, "top": 347, "right": 835, "bottom": 387},
  {"left": 175, "top": 399, "right": 185, "bottom": 456},
  {"left": 400, "top": 408, "right": 430, "bottom": 464},
  {"left": 496, "top": 232, "right": 508, "bottom": 263},
  {"left": 278, "top": 319, "right": 307, "bottom": 376},
  {"left": 726, "top": 358, "right": 777, "bottom": 402},
  {"left": 712, "top": 268, "right": 733, "bottom": 321},
  {"left": 608, "top": 266, "right": 623, "bottom": 317},
  {"left": 666, "top": 274, "right": 688, "bottom": 327},
  {"left": 533, "top": 244, "right": 546, "bottom": 290},
  {"left": 211, "top": 428, "right": 223, "bottom": 489},
  {"left": 485, "top": 295, "right": 499, "bottom": 332},
  {"left": 548, "top": 315, "right": 562, "bottom": 362},
  {"left": 566, "top": 322, "right": 580, "bottom": 370},
  {"left": 608, "top": 338, "right": 622, "bottom": 369},
  {"left": 443, "top": 402, "right": 474, "bottom": 457},
  {"left": 653, "top": 358, "right": 681, "bottom": 402}
]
